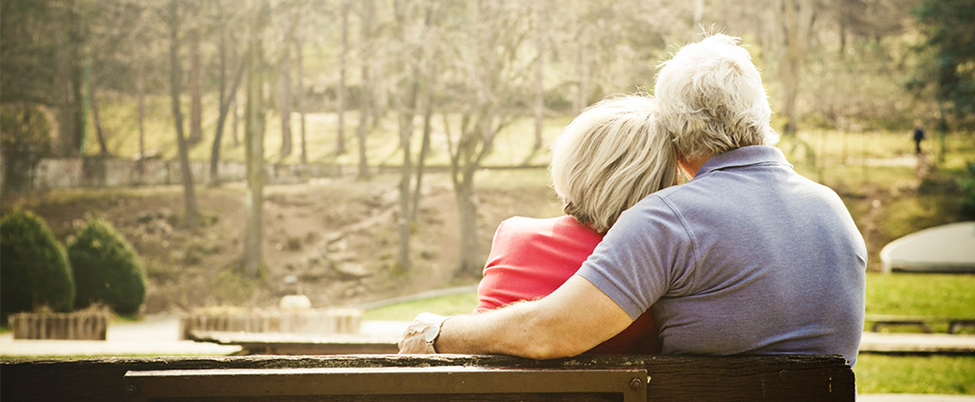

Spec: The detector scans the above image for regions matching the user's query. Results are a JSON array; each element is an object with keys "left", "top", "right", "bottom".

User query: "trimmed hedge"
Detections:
[
  {"left": 68, "top": 219, "right": 146, "bottom": 315},
  {"left": 0, "top": 210, "right": 75, "bottom": 314}
]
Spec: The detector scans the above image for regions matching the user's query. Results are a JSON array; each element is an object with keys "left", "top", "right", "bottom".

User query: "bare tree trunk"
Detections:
[
  {"left": 775, "top": 0, "right": 815, "bottom": 137},
  {"left": 397, "top": 114, "right": 413, "bottom": 271},
  {"left": 70, "top": 8, "right": 85, "bottom": 157},
  {"left": 54, "top": 2, "right": 77, "bottom": 157},
  {"left": 189, "top": 27, "right": 203, "bottom": 144},
  {"left": 137, "top": 58, "right": 146, "bottom": 160},
  {"left": 209, "top": 60, "right": 246, "bottom": 186},
  {"left": 295, "top": 39, "right": 307, "bottom": 164},
  {"left": 336, "top": 0, "right": 349, "bottom": 155},
  {"left": 573, "top": 38, "right": 590, "bottom": 114},
  {"left": 411, "top": 65, "right": 437, "bottom": 223},
  {"left": 532, "top": 4, "right": 545, "bottom": 151},
  {"left": 243, "top": 2, "right": 269, "bottom": 278},
  {"left": 454, "top": 167, "right": 480, "bottom": 278},
  {"left": 278, "top": 45, "right": 293, "bottom": 160},
  {"left": 232, "top": 97, "right": 239, "bottom": 146},
  {"left": 210, "top": 15, "right": 228, "bottom": 186},
  {"left": 395, "top": 69, "right": 419, "bottom": 273},
  {"left": 89, "top": 85, "right": 110, "bottom": 156},
  {"left": 355, "top": 0, "right": 375, "bottom": 180},
  {"left": 694, "top": 0, "right": 704, "bottom": 26},
  {"left": 169, "top": 0, "right": 199, "bottom": 228}
]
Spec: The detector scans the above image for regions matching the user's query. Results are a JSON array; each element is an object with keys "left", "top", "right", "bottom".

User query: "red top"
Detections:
[{"left": 476, "top": 215, "right": 659, "bottom": 354}]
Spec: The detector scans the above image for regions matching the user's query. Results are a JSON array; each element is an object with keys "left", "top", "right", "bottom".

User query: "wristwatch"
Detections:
[{"left": 419, "top": 313, "right": 449, "bottom": 354}]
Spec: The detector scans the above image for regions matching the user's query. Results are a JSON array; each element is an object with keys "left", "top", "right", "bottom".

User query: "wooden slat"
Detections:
[
  {"left": 0, "top": 354, "right": 854, "bottom": 402},
  {"left": 124, "top": 367, "right": 647, "bottom": 402}
]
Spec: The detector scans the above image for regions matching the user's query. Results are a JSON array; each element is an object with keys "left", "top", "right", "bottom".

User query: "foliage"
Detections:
[
  {"left": 68, "top": 218, "right": 146, "bottom": 315},
  {"left": 0, "top": 210, "right": 75, "bottom": 314},
  {"left": 909, "top": 0, "right": 975, "bottom": 129},
  {"left": 958, "top": 161, "right": 975, "bottom": 218},
  {"left": 0, "top": 103, "right": 52, "bottom": 155}
]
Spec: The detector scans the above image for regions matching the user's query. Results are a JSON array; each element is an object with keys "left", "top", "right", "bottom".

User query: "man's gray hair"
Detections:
[
  {"left": 654, "top": 34, "right": 779, "bottom": 161},
  {"left": 551, "top": 95, "right": 679, "bottom": 233}
]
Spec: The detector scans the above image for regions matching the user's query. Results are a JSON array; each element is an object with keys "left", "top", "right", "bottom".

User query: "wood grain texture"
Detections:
[{"left": 0, "top": 354, "right": 854, "bottom": 402}]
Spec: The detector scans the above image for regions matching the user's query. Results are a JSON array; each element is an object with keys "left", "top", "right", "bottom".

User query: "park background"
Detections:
[{"left": 1, "top": 0, "right": 974, "bottom": 396}]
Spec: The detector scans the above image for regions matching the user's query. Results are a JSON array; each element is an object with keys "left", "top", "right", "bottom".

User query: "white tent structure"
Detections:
[{"left": 880, "top": 221, "right": 975, "bottom": 273}]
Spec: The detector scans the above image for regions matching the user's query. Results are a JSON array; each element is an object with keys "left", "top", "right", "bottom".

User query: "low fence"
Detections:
[
  {"left": 1, "top": 157, "right": 347, "bottom": 191},
  {"left": 8, "top": 312, "right": 110, "bottom": 340},
  {"left": 1, "top": 154, "right": 548, "bottom": 192},
  {"left": 178, "top": 308, "right": 362, "bottom": 340}
]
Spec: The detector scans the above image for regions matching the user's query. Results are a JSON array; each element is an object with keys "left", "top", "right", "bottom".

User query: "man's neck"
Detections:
[{"left": 678, "top": 157, "right": 709, "bottom": 180}]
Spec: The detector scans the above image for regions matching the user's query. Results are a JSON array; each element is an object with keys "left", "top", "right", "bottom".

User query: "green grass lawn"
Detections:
[
  {"left": 855, "top": 355, "right": 975, "bottom": 394},
  {"left": 866, "top": 273, "right": 975, "bottom": 322}
]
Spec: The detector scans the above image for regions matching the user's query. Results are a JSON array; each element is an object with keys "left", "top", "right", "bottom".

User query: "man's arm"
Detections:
[{"left": 398, "top": 275, "right": 633, "bottom": 359}]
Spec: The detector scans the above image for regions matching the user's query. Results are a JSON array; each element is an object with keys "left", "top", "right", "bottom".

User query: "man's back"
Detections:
[{"left": 578, "top": 146, "right": 866, "bottom": 364}]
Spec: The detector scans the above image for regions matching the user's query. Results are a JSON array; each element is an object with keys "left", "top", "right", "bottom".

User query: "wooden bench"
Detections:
[
  {"left": 0, "top": 354, "right": 854, "bottom": 401},
  {"left": 866, "top": 314, "right": 975, "bottom": 334}
]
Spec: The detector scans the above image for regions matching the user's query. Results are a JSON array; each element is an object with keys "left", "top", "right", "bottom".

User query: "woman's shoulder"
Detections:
[
  {"left": 497, "top": 215, "right": 599, "bottom": 239},
  {"left": 491, "top": 216, "right": 603, "bottom": 257}
]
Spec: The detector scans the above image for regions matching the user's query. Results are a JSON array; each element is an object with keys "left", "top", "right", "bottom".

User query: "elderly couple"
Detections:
[{"left": 399, "top": 34, "right": 867, "bottom": 365}]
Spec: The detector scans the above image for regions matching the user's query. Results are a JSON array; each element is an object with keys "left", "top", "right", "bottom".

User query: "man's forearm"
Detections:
[
  {"left": 433, "top": 276, "right": 634, "bottom": 359},
  {"left": 434, "top": 301, "right": 565, "bottom": 358}
]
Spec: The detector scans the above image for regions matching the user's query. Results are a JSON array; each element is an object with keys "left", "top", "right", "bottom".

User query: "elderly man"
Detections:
[{"left": 398, "top": 34, "right": 866, "bottom": 365}]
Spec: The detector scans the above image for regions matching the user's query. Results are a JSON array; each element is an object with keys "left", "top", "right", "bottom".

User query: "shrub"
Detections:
[
  {"left": 68, "top": 219, "right": 146, "bottom": 315},
  {"left": 0, "top": 210, "right": 74, "bottom": 314}
]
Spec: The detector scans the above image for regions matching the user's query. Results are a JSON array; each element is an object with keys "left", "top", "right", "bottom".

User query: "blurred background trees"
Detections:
[{"left": 1, "top": 0, "right": 970, "bottom": 278}]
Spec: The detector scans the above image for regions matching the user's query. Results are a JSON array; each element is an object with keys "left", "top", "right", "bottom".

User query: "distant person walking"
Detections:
[{"left": 913, "top": 120, "right": 926, "bottom": 154}]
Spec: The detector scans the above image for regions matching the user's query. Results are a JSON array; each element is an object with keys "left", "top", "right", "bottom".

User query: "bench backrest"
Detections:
[{"left": 0, "top": 354, "right": 854, "bottom": 402}]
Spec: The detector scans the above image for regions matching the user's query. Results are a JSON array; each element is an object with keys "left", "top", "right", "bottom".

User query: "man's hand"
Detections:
[{"left": 398, "top": 312, "right": 448, "bottom": 354}]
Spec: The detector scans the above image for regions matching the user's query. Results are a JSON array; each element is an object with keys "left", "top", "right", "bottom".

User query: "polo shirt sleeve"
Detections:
[{"left": 576, "top": 195, "right": 695, "bottom": 320}]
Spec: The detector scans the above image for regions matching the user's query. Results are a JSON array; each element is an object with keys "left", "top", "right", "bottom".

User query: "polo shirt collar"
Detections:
[{"left": 695, "top": 145, "right": 792, "bottom": 177}]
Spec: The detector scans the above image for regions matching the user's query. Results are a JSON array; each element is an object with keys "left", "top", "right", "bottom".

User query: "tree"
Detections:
[
  {"left": 295, "top": 36, "right": 308, "bottom": 164},
  {"left": 335, "top": 0, "right": 350, "bottom": 155},
  {"left": 910, "top": 0, "right": 975, "bottom": 132},
  {"left": 1, "top": 0, "right": 82, "bottom": 156},
  {"left": 278, "top": 35, "right": 294, "bottom": 160},
  {"left": 88, "top": 83, "right": 111, "bottom": 156},
  {"left": 189, "top": 26, "right": 203, "bottom": 144},
  {"left": 209, "top": 0, "right": 247, "bottom": 186},
  {"left": 355, "top": 0, "right": 376, "bottom": 180},
  {"left": 444, "top": 1, "right": 532, "bottom": 278},
  {"left": 168, "top": 0, "right": 200, "bottom": 228},
  {"left": 531, "top": 0, "right": 548, "bottom": 152},
  {"left": 388, "top": 0, "right": 438, "bottom": 272},
  {"left": 242, "top": 0, "right": 269, "bottom": 278},
  {"left": 774, "top": 0, "right": 816, "bottom": 138}
]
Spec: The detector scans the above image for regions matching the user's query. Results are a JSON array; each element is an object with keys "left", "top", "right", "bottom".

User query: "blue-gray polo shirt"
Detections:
[{"left": 577, "top": 145, "right": 866, "bottom": 365}]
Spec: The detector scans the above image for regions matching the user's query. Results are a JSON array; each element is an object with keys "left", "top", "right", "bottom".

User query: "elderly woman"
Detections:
[{"left": 474, "top": 95, "right": 679, "bottom": 354}]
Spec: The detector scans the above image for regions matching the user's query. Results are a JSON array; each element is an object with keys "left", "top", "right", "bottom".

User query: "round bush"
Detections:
[
  {"left": 0, "top": 210, "right": 74, "bottom": 314},
  {"left": 68, "top": 219, "right": 146, "bottom": 315}
]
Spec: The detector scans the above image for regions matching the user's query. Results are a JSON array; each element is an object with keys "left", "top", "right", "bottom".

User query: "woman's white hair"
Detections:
[
  {"left": 551, "top": 95, "right": 679, "bottom": 233},
  {"left": 654, "top": 33, "right": 779, "bottom": 161}
]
